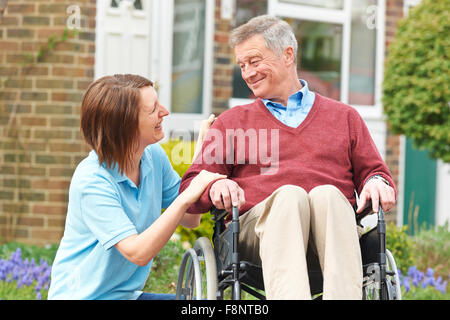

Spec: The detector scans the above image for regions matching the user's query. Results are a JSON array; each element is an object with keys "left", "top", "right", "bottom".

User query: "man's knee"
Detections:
[
  {"left": 309, "top": 184, "right": 354, "bottom": 219},
  {"left": 272, "top": 184, "right": 308, "bottom": 202},
  {"left": 264, "top": 185, "right": 310, "bottom": 221},
  {"left": 309, "top": 184, "right": 346, "bottom": 202}
]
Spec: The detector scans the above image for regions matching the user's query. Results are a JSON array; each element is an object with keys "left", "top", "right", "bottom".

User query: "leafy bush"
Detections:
[
  {"left": 144, "top": 239, "right": 185, "bottom": 294},
  {"left": 386, "top": 222, "right": 414, "bottom": 274},
  {"left": 411, "top": 222, "right": 450, "bottom": 278},
  {"left": 160, "top": 140, "right": 215, "bottom": 245},
  {"left": 382, "top": 0, "right": 450, "bottom": 162}
]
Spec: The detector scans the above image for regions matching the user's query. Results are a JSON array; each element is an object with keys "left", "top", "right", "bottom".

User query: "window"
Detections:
[
  {"left": 232, "top": 0, "right": 384, "bottom": 111},
  {"left": 154, "top": 0, "right": 214, "bottom": 136},
  {"left": 110, "top": 0, "right": 143, "bottom": 10},
  {"left": 171, "top": 0, "right": 206, "bottom": 114},
  {"left": 232, "top": 0, "right": 267, "bottom": 100},
  {"left": 287, "top": 19, "right": 342, "bottom": 101}
]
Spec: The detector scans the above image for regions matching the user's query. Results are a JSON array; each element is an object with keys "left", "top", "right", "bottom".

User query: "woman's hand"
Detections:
[{"left": 180, "top": 170, "right": 226, "bottom": 205}]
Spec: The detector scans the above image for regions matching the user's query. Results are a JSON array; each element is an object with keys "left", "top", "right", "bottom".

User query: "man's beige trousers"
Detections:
[{"left": 238, "top": 184, "right": 363, "bottom": 300}]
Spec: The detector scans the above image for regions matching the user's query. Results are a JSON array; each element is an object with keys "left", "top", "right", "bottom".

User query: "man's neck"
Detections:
[{"left": 268, "top": 78, "right": 303, "bottom": 106}]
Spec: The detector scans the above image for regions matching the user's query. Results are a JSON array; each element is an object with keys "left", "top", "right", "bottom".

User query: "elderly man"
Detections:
[{"left": 179, "top": 15, "right": 396, "bottom": 300}]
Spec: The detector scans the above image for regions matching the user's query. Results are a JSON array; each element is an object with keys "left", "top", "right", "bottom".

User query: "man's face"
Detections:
[{"left": 234, "top": 34, "right": 290, "bottom": 103}]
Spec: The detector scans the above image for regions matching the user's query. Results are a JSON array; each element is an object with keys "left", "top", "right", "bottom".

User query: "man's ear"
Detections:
[{"left": 283, "top": 46, "right": 296, "bottom": 67}]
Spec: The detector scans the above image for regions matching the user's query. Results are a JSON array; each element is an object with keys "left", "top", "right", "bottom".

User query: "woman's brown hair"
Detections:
[{"left": 80, "top": 74, "right": 153, "bottom": 174}]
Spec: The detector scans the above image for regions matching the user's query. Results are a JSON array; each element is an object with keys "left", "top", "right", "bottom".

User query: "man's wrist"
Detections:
[{"left": 366, "top": 175, "right": 389, "bottom": 186}]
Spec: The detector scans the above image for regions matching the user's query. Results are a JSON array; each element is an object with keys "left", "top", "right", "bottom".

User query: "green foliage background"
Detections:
[
  {"left": 160, "top": 140, "right": 214, "bottom": 245},
  {"left": 382, "top": 0, "right": 450, "bottom": 162}
]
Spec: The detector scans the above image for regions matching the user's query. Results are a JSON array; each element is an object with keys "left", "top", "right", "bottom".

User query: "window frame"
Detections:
[
  {"left": 155, "top": 0, "right": 215, "bottom": 138},
  {"left": 230, "top": 0, "right": 386, "bottom": 120}
]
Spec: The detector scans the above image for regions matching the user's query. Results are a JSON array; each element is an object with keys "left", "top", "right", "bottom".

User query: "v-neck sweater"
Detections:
[{"left": 180, "top": 94, "right": 396, "bottom": 215}]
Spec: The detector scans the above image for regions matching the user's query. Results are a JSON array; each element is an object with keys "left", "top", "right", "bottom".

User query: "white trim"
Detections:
[
  {"left": 435, "top": 161, "right": 450, "bottom": 228},
  {"left": 161, "top": 0, "right": 215, "bottom": 139},
  {"left": 340, "top": 0, "right": 351, "bottom": 104},
  {"left": 374, "top": 0, "right": 386, "bottom": 117},
  {"left": 229, "top": 97, "right": 253, "bottom": 108},
  {"left": 269, "top": 0, "right": 346, "bottom": 24},
  {"left": 149, "top": 0, "right": 159, "bottom": 85},
  {"left": 94, "top": 0, "right": 105, "bottom": 80},
  {"left": 397, "top": 135, "right": 406, "bottom": 226},
  {"left": 157, "top": 0, "right": 174, "bottom": 111}
]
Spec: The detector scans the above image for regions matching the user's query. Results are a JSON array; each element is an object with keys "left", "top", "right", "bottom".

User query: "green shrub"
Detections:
[
  {"left": 412, "top": 222, "right": 450, "bottom": 278},
  {"left": 402, "top": 283, "right": 450, "bottom": 300},
  {"left": 382, "top": 0, "right": 450, "bottom": 162},
  {"left": 386, "top": 222, "right": 414, "bottom": 274},
  {"left": 160, "top": 140, "right": 215, "bottom": 245},
  {"left": 0, "top": 241, "right": 58, "bottom": 264},
  {"left": 144, "top": 239, "right": 185, "bottom": 294}
]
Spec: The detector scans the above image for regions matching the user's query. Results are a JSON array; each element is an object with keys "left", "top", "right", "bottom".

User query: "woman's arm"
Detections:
[
  {"left": 115, "top": 170, "right": 225, "bottom": 266},
  {"left": 177, "top": 114, "right": 216, "bottom": 229}
]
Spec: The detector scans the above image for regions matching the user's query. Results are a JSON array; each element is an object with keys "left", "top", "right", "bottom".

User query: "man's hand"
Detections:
[
  {"left": 209, "top": 178, "right": 245, "bottom": 213},
  {"left": 180, "top": 170, "right": 227, "bottom": 206},
  {"left": 356, "top": 178, "right": 396, "bottom": 214}
]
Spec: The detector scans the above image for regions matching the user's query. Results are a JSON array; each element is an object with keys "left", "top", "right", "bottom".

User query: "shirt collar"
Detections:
[
  {"left": 263, "top": 79, "right": 310, "bottom": 109},
  {"left": 92, "top": 148, "right": 152, "bottom": 184}
]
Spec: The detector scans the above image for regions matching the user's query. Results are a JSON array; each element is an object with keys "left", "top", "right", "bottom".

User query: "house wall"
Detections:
[{"left": 0, "top": 0, "right": 95, "bottom": 245}]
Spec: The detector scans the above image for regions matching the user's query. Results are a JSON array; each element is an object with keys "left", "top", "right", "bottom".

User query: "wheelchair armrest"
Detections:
[{"left": 355, "top": 200, "right": 374, "bottom": 225}]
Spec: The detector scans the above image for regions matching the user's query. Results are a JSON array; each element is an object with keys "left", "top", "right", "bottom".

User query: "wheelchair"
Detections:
[{"left": 176, "top": 200, "right": 402, "bottom": 300}]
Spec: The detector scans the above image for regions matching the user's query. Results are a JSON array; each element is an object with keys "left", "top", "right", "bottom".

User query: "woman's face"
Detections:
[{"left": 138, "top": 86, "right": 169, "bottom": 147}]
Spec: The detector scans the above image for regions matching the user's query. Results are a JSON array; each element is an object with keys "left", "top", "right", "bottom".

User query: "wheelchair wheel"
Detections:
[
  {"left": 386, "top": 249, "right": 402, "bottom": 300},
  {"left": 362, "top": 249, "right": 402, "bottom": 300},
  {"left": 176, "top": 237, "right": 218, "bottom": 300}
]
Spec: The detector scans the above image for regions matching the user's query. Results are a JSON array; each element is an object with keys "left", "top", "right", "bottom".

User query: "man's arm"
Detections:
[{"left": 348, "top": 109, "right": 397, "bottom": 213}]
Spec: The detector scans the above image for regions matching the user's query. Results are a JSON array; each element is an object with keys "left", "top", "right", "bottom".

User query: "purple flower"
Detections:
[
  {"left": 1, "top": 246, "right": 53, "bottom": 299},
  {"left": 402, "top": 277, "right": 411, "bottom": 292},
  {"left": 435, "top": 281, "right": 447, "bottom": 294},
  {"left": 421, "top": 276, "right": 434, "bottom": 288},
  {"left": 425, "top": 268, "right": 434, "bottom": 278},
  {"left": 407, "top": 266, "right": 417, "bottom": 277}
]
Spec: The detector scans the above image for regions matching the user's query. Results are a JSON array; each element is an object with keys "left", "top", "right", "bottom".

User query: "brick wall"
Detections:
[
  {"left": 211, "top": 0, "right": 233, "bottom": 115},
  {"left": 0, "top": 0, "right": 95, "bottom": 245},
  {"left": 384, "top": 0, "right": 404, "bottom": 224}
]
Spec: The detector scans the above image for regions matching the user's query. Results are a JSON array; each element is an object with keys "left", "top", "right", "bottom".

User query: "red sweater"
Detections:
[{"left": 180, "top": 94, "right": 396, "bottom": 215}]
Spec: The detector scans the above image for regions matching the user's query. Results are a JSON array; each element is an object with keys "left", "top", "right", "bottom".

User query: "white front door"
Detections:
[
  {"left": 95, "top": 0, "right": 152, "bottom": 78},
  {"left": 95, "top": 0, "right": 214, "bottom": 139}
]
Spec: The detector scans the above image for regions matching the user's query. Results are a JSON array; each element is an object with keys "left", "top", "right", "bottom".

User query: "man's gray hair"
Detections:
[{"left": 230, "top": 15, "right": 298, "bottom": 59}]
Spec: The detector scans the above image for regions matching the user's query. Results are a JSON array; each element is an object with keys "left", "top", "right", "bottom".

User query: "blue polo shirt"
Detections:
[{"left": 48, "top": 143, "right": 181, "bottom": 300}]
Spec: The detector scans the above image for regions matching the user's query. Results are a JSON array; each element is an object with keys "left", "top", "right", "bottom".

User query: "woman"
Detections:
[{"left": 48, "top": 74, "right": 224, "bottom": 300}]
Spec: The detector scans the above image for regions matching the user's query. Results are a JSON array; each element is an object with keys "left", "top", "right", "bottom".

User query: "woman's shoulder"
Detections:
[{"left": 71, "top": 151, "right": 118, "bottom": 190}]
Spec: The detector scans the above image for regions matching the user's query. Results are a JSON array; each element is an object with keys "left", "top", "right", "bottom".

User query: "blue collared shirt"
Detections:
[
  {"left": 48, "top": 143, "right": 181, "bottom": 300},
  {"left": 262, "top": 79, "right": 315, "bottom": 128}
]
